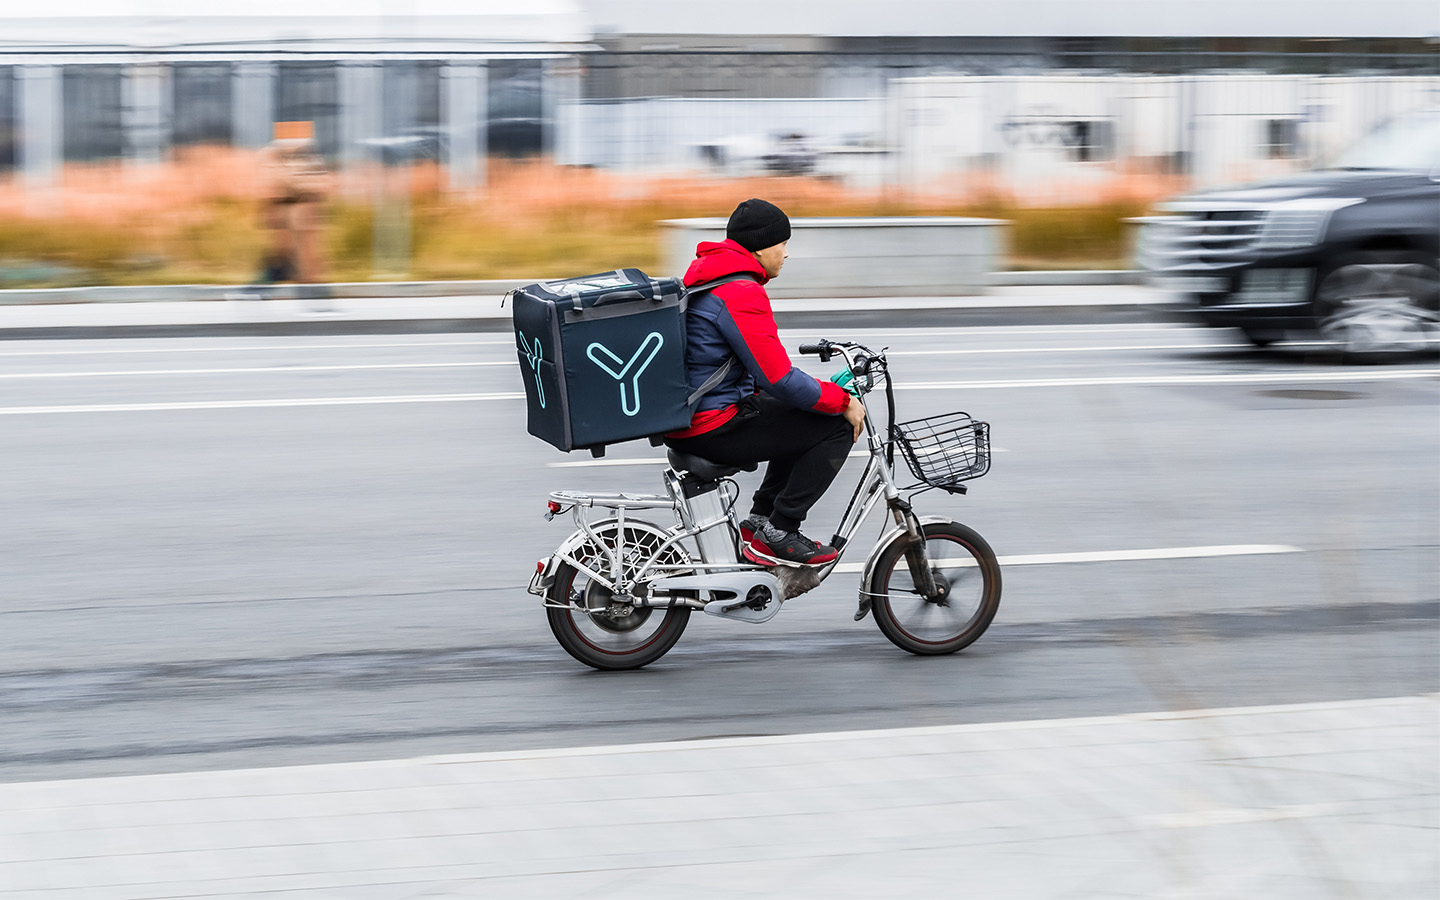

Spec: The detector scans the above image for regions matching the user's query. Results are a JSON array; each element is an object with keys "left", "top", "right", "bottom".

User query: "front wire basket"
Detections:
[{"left": 892, "top": 411, "right": 991, "bottom": 492}]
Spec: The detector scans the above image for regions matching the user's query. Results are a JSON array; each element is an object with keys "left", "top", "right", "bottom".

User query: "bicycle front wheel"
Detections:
[{"left": 867, "top": 521, "right": 1001, "bottom": 655}]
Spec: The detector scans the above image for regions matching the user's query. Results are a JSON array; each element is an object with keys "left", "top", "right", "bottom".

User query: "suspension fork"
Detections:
[
  {"left": 889, "top": 498, "right": 940, "bottom": 600},
  {"left": 849, "top": 375, "right": 940, "bottom": 602},
  {"left": 861, "top": 421, "right": 939, "bottom": 601}
]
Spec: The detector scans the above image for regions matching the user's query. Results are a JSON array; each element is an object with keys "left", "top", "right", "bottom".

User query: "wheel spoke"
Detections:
[
  {"left": 881, "top": 534, "right": 989, "bottom": 642},
  {"left": 902, "top": 597, "right": 933, "bottom": 623}
]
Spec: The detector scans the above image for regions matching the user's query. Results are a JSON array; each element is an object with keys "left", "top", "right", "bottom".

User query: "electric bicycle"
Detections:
[{"left": 528, "top": 339, "right": 1000, "bottom": 670}]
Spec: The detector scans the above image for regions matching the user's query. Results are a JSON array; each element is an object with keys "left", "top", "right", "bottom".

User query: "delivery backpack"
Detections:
[{"left": 510, "top": 268, "right": 757, "bottom": 455}]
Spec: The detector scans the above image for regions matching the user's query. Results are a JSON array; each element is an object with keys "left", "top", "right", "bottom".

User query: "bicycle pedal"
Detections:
[{"left": 775, "top": 566, "right": 822, "bottom": 601}]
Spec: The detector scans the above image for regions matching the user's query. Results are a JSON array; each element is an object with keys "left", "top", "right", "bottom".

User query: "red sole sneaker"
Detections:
[
  {"left": 744, "top": 538, "right": 837, "bottom": 568},
  {"left": 741, "top": 541, "right": 780, "bottom": 567}
]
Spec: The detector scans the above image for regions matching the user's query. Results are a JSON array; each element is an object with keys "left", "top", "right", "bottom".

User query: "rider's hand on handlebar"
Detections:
[{"left": 843, "top": 397, "right": 866, "bottom": 443}]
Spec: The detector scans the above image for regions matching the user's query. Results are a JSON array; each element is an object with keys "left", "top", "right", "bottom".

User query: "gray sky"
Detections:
[
  {"left": 0, "top": 0, "right": 578, "bottom": 17},
  {"left": 2, "top": 0, "right": 1434, "bottom": 39}
]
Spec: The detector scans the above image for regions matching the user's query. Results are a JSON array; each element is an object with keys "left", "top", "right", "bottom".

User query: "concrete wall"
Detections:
[
  {"left": 661, "top": 217, "right": 1008, "bottom": 298},
  {"left": 558, "top": 73, "right": 1438, "bottom": 194},
  {"left": 890, "top": 73, "right": 1440, "bottom": 194}
]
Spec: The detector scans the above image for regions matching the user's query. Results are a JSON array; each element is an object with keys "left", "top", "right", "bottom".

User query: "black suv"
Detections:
[{"left": 1140, "top": 110, "right": 1439, "bottom": 356}]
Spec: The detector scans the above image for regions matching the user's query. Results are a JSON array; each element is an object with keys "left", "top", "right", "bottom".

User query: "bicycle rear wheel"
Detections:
[
  {"left": 867, "top": 521, "right": 1001, "bottom": 655},
  {"left": 545, "top": 521, "right": 691, "bottom": 671}
]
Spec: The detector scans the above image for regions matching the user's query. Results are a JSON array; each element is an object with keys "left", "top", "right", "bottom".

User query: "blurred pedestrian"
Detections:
[{"left": 230, "top": 122, "right": 333, "bottom": 311}]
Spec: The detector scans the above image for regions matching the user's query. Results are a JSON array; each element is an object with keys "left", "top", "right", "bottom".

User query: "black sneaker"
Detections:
[{"left": 744, "top": 524, "right": 838, "bottom": 567}]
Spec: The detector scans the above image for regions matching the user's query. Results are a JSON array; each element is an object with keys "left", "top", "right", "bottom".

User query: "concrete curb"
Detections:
[
  {"left": 0, "top": 285, "right": 1179, "bottom": 340},
  {"left": 0, "top": 280, "right": 533, "bottom": 305},
  {"left": 992, "top": 270, "right": 1143, "bottom": 286},
  {"left": 0, "top": 309, "right": 1174, "bottom": 341}
]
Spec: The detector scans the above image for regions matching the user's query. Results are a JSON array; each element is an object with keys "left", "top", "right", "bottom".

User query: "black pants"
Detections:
[{"left": 667, "top": 393, "right": 853, "bottom": 533}]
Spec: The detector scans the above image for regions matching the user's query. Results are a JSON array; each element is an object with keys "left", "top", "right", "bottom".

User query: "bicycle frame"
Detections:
[{"left": 533, "top": 342, "right": 939, "bottom": 610}]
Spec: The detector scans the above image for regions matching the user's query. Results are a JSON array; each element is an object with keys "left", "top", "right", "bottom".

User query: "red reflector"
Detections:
[
  {"left": 536, "top": 560, "right": 546, "bottom": 574},
  {"left": 547, "top": 500, "right": 562, "bottom": 513}
]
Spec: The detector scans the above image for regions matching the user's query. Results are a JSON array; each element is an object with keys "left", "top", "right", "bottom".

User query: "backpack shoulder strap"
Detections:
[
  {"left": 684, "top": 271, "right": 761, "bottom": 296},
  {"left": 681, "top": 272, "right": 762, "bottom": 408},
  {"left": 686, "top": 356, "right": 736, "bottom": 408}
]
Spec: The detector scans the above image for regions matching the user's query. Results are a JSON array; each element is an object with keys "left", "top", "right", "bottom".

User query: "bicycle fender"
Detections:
[
  {"left": 528, "top": 554, "right": 559, "bottom": 597},
  {"left": 539, "top": 518, "right": 678, "bottom": 602},
  {"left": 854, "top": 515, "right": 955, "bottom": 621}
]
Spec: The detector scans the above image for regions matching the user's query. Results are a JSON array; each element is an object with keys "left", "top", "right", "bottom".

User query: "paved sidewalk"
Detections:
[
  {"left": 0, "top": 285, "right": 1172, "bottom": 339},
  {"left": 1, "top": 695, "right": 1435, "bottom": 899}
]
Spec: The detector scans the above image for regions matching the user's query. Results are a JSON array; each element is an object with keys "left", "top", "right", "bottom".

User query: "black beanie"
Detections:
[{"left": 726, "top": 198, "right": 791, "bottom": 252}]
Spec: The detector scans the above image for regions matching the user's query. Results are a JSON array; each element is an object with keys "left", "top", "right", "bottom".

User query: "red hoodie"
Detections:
[{"left": 669, "top": 239, "right": 850, "bottom": 438}]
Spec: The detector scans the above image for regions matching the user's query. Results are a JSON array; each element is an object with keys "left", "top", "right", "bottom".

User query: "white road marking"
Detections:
[
  {"left": 0, "top": 345, "right": 1256, "bottom": 377},
  {"left": 5, "top": 368, "right": 1432, "bottom": 415},
  {"left": 0, "top": 393, "right": 521, "bottom": 415},
  {"left": 0, "top": 326, "right": 1191, "bottom": 358},
  {"left": 784, "top": 324, "right": 1186, "bottom": 339},
  {"left": 552, "top": 452, "right": 876, "bottom": 469},
  {"left": 1146, "top": 802, "right": 1347, "bottom": 829},
  {"left": 0, "top": 361, "right": 506, "bottom": 378},
  {"left": 831, "top": 544, "right": 1302, "bottom": 573},
  {"left": 888, "top": 343, "right": 1248, "bottom": 356},
  {"left": 548, "top": 447, "right": 1011, "bottom": 468},
  {"left": 0, "top": 338, "right": 512, "bottom": 357},
  {"left": 549, "top": 458, "right": 671, "bottom": 468},
  {"left": 901, "top": 370, "right": 1438, "bottom": 390}
]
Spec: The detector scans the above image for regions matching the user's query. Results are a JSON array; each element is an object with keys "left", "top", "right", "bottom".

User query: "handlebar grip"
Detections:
[{"left": 798, "top": 342, "right": 827, "bottom": 355}]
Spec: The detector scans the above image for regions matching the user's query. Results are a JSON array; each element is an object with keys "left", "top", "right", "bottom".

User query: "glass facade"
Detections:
[
  {"left": 488, "top": 59, "right": 544, "bottom": 156},
  {"left": 62, "top": 65, "right": 123, "bottom": 162},
  {"left": 276, "top": 62, "right": 340, "bottom": 158},
  {"left": 0, "top": 67, "right": 15, "bottom": 171},
  {"left": 381, "top": 61, "right": 443, "bottom": 161},
  {"left": 172, "top": 63, "right": 234, "bottom": 147}
]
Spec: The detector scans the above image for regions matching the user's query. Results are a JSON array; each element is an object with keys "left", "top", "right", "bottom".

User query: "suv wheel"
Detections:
[{"left": 1314, "top": 251, "right": 1440, "bottom": 359}]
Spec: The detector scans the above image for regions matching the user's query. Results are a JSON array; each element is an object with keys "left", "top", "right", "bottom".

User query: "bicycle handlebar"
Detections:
[
  {"left": 798, "top": 338, "right": 897, "bottom": 467},
  {"left": 798, "top": 339, "right": 880, "bottom": 367}
]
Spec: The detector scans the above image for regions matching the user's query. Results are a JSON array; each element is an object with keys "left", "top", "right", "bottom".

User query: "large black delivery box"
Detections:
[{"left": 512, "top": 268, "right": 692, "bottom": 453}]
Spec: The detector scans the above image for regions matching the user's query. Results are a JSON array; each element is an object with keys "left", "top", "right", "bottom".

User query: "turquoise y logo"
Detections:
[
  {"left": 517, "top": 331, "right": 545, "bottom": 408},
  {"left": 586, "top": 332, "right": 664, "bottom": 417}
]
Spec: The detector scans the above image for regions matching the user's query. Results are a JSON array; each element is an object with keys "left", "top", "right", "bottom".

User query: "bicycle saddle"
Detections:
[{"left": 665, "top": 449, "right": 757, "bottom": 481}]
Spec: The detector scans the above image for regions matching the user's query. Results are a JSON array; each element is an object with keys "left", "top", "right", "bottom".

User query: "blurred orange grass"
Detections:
[{"left": 0, "top": 148, "right": 1186, "bottom": 287}]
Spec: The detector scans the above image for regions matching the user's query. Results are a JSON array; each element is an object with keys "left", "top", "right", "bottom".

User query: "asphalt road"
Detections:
[{"left": 1, "top": 324, "right": 1436, "bottom": 784}]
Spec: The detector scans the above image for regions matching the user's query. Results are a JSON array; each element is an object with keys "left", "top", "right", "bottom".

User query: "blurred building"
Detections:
[
  {"left": 883, "top": 73, "right": 1440, "bottom": 197},
  {"left": 573, "top": 0, "right": 1440, "bottom": 190},
  {"left": 0, "top": 0, "right": 1436, "bottom": 192},
  {"left": 0, "top": 0, "right": 592, "bottom": 190}
]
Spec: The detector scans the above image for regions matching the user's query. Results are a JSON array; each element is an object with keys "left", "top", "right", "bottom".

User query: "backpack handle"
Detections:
[{"left": 588, "top": 289, "right": 649, "bottom": 307}]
